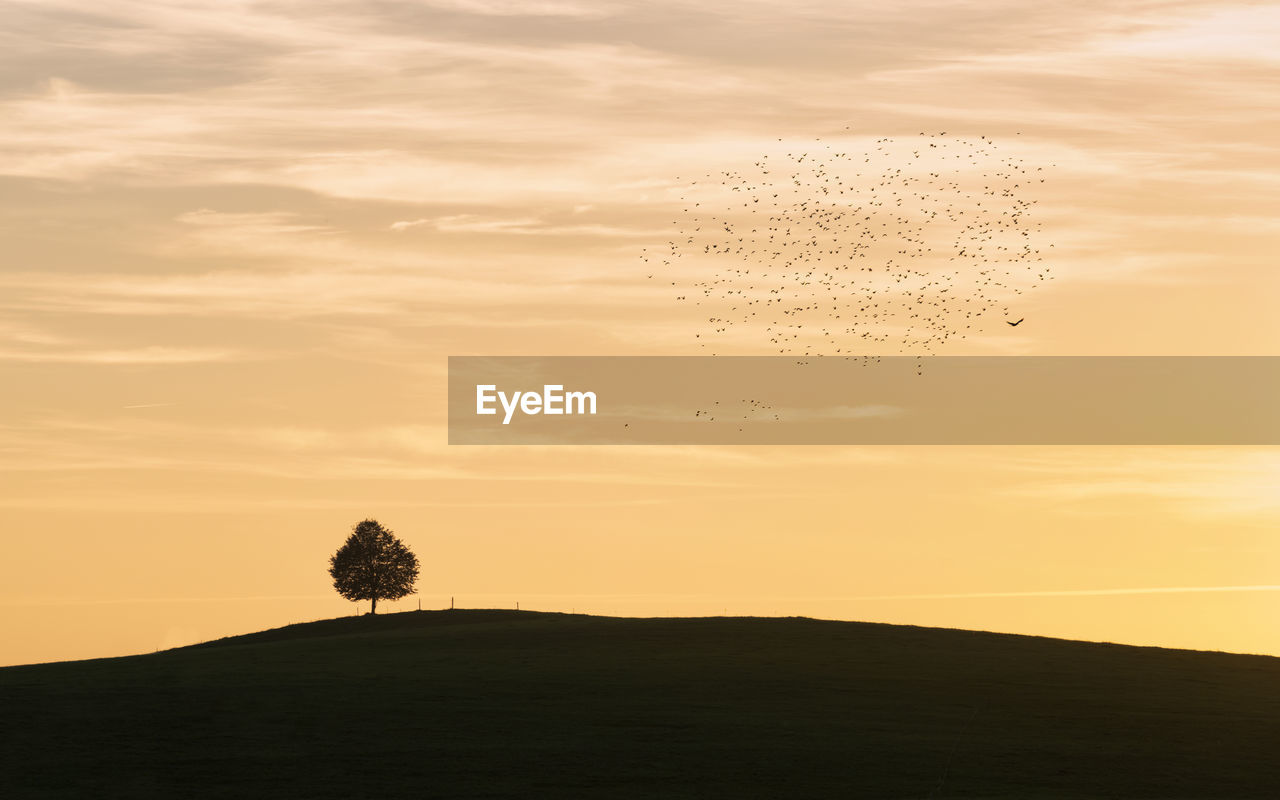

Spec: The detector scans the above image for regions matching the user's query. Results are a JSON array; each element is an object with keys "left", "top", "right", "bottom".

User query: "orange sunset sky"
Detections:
[{"left": 1, "top": 0, "right": 1278, "bottom": 666}]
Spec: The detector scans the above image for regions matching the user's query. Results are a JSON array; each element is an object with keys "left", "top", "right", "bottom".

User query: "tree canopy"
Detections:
[{"left": 329, "top": 519, "right": 419, "bottom": 614}]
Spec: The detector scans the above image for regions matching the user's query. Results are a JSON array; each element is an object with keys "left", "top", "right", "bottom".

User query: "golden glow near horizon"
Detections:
[{"left": 1, "top": 0, "right": 1278, "bottom": 666}]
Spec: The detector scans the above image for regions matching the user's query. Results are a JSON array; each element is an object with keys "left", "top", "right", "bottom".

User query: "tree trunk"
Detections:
[{"left": 371, "top": 596, "right": 377, "bottom": 615}]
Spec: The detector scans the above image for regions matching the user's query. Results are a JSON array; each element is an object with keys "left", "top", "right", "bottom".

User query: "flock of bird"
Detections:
[
  {"left": 693, "top": 398, "right": 779, "bottom": 425},
  {"left": 643, "top": 131, "right": 1054, "bottom": 359}
]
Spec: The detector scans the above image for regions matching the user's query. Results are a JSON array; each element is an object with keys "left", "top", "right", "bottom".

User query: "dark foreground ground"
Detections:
[{"left": 3, "top": 610, "right": 1280, "bottom": 798}]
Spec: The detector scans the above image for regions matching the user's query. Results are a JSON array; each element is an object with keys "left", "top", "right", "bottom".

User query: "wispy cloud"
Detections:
[
  {"left": 854, "top": 585, "right": 1280, "bottom": 601},
  {"left": 0, "top": 345, "right": 234, "bottom": 364},
  {"left": 0, "top": 269, "right": 648, "bottom": 319},
  {"left": 0, "top": 593, "right": 335, "bottom": 607},
  {"left": 994, "top": 448, "right": 1280, "bottom": 516}
]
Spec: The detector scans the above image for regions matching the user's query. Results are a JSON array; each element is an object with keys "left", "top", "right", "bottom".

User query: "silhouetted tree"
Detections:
[{"left": 329, "top": 519, "right": 419, "bottom": 614}]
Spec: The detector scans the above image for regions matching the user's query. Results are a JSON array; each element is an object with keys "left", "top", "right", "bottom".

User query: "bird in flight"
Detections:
[{"left": 1006, "top": 318, "right": 1024, "bottom": 327}]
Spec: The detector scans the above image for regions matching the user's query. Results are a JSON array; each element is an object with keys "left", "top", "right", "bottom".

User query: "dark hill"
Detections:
[{"left": 4, "top": 610, "right": 1280, "bottom": 798}]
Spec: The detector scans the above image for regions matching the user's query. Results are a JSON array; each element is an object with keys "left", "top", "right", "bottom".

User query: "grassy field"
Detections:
[{"left": 3, "top": 610, "right": 1280, "bottom": 798}]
